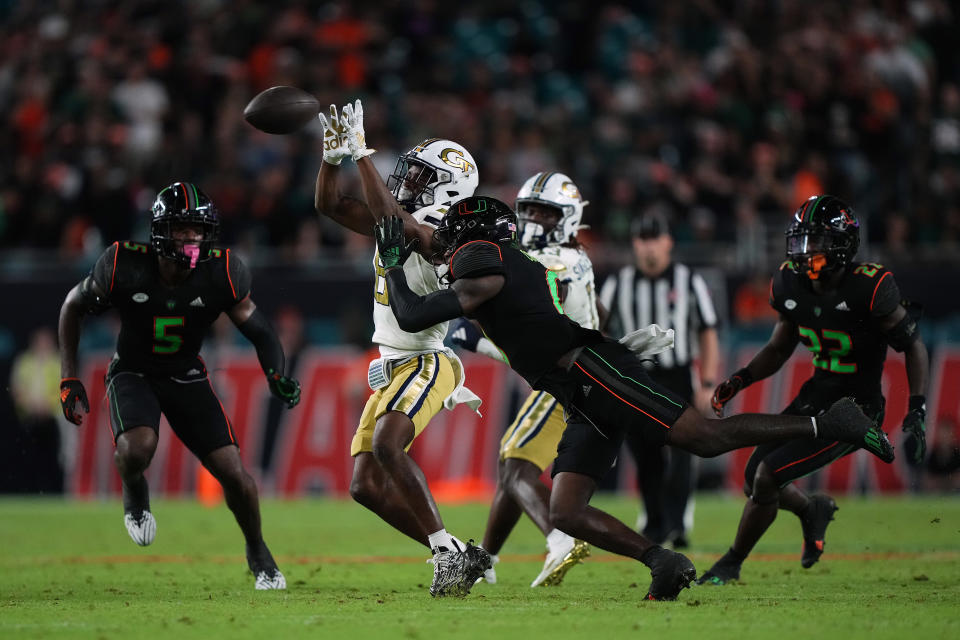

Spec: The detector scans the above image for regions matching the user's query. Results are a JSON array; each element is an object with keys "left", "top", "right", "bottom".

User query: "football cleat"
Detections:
[
  {"left": 123, "top": 510, "right": 156, "bottom": 546},
  {"left": 817, "top": 398, "right": 895, "bottom": 462},
  {"left": 696, "top": 549, "right": 743, "bottom": 586},
  {"left": 428, "top": 543, "right": 467, "bottom": 597},
  {"left": 428, "top": 539, "right": 491, "bottom": 597},
  {"left": 643, "top": 548, "right": 697, "bottom": 600},
  {"left": 254, "top": 568, "right": 287, "bottom": 590},
  {"left": 531, "top": 539, "right": 591, "bottom": 587},
  {"left": 475, "top": 553, "right": 499, "bottom": 585},
  {"left": 800, "top": 495, "right": 838, "bottom": 569}
]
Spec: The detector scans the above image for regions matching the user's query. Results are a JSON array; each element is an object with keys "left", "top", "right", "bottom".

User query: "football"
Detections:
[{"left": 243, "top": 86, "right": 319, "bottom": 134}]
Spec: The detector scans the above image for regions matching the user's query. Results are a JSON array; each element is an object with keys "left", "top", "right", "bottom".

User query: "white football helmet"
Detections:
[
  {"left": 387, "top": 138, "right": 479, "bottom": 212},
  {"left": 515, "top": 172, "right": 589, "bottom": 248}
]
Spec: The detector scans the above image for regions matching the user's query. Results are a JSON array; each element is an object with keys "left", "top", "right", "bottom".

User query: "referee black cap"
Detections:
[{"left": 631, "top": 209, "right": 671, "bottom": 239}]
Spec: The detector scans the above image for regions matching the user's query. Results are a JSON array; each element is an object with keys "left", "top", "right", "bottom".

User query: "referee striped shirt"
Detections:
[{"left": 599, "top": 263, "right": 718, "bottom": 370}]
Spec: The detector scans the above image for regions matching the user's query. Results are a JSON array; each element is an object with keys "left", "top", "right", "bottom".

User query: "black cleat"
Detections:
[
  {"left": 642, "top": 547, "right": 697, "bottom": 600},
  {"left": 818, "top": 398, "right": 895, "bottom": 462},
  {"left": 800, "top": 495, "right": 838, "bottom": 569},
  {"left": 696, "top": 551, "right": 742, "bottom": 586}
]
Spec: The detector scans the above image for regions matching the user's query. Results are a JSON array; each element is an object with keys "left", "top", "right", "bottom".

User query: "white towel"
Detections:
[{"left": 618, "top": 324, "right": 675, "bottom": 357}]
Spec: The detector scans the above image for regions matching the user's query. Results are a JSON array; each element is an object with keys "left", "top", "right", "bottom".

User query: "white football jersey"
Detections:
[
  {"left": 371, "top": 204, "right": 449, "bottom": 354},
  {"left": 528, "top": 245, "right": 599, "bottom": 330}
]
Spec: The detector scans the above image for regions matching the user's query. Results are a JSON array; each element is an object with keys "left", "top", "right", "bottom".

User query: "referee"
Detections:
[{"left": 599, "top": 209, "right": 719, "bottom": 548}]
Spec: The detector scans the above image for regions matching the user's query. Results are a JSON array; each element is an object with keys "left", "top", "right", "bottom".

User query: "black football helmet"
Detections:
[
  {"left": 785, "top": 195, "right": 860, "bottom": 280},
  {"left": 150, "top": 182, "right": 220, "bottom": 268},
  {"left": 432, "top": 196, "right": 518, "bottom": 261}
]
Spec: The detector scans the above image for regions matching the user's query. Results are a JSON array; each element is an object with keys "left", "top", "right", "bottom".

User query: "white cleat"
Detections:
[
  {"left": 254, "top": 569, "right": 287, "bottom": 590},
  {"left": 123, "top": 510, "right": 157, "bottom": 547},
  {"left": 531, "top": 538, "right": 590, "bottom": 587}
]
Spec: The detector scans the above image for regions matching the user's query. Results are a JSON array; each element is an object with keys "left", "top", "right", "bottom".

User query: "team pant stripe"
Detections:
[
  {"left": 584, "top": 347, "right": 684, "bottom": 409},
  {"left": 388, "top": 356, "right": 439, "bottom": 414},
  {"left": 407, "top": 354, "right": 440, "bottom": 418},
  {"left": 385, "top": 357, "right": 426, "bottom": 412},
  {"left": 503, "top": 392, "right": 545, "bottom": 449},
  {"left": 517, "top": 397, "right": 558, "bottom": 448},
  {"left": 774, "top": 441, "right": 846, "bottom": 475}
]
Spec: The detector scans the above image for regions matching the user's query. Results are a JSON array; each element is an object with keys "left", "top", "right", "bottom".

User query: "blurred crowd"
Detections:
[{"left": 1, "top": 0, "right": 959, "bottom": 268}]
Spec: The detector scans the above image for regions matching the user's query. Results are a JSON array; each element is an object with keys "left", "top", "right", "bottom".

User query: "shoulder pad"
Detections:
[
  {"left": 449, "top": 240, "right": 505, "bottom": 281},
  {"left": 222, "top": 248, "right": 252, "bottom": 303}
]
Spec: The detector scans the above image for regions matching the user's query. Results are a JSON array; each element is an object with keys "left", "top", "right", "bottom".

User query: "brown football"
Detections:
[{"left": 243, "top": 86, "right": 319, "bottom": 134}]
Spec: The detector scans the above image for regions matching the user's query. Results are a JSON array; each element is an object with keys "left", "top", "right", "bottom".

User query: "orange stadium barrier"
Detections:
[{"left": 67, "top": 347, "right": 960, "bottom": 498}]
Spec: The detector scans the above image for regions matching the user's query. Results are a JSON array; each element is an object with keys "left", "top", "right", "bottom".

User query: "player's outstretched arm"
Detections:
[
  {"left": 228, "top": 297, "right": 301, "bottom": 409},
  {"left": 376, "top": 216, "right": 503, "bottom": 332},
  {"left": 712, "top": 314, "right": 798, "bottom": 416},
  {"left": 314, "top": 104, "right": 377, "bottom": 237},
  {"left": 449, "top": 318, "right": 508, "bottom": 363},
  {"left": 341, "top": 99, "right": 438, "bottom": 257}
]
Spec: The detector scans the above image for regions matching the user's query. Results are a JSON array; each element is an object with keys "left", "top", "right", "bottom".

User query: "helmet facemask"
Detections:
[
  {"left": 786, "top": 229, "right": 853, "bottom": 280},
  {"left": 388, "top": 157, "right": 446, "bottom": 212},
  {"left": 151, "top": 216, "right": 219, "bottom": 268},
  {"left": 517, "top": 201, "right": 565, "bottom": 249}
]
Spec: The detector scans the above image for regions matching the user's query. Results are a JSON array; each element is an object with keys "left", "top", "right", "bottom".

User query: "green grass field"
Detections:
[{"left": 1, "top": 494, "right": 958, "bottom": 639}]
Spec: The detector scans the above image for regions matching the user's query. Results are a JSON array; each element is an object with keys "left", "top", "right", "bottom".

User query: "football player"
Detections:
[
  {"left": 451, "top": 172, "right": 602, "bottom": 587},
  {"left": 314, "top": 100, "right": 490, "bottom": 597},
  {"left": 58, "top": 182, "right": 300, "bottom": 590},
  {"left": 371, "top": 195, "right": 896, "bottom": 600},
  {"left": 700, "top": 195, "right": 928, "bottom": 584}
]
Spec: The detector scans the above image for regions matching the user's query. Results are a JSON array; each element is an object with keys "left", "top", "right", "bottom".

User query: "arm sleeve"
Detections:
[
  {"left": 385, "top": 269, "right": 465, "bottom": 333},
  {"left": 226, "top": 249, "right": 252, "bottom": 303},
  {"left": 91, "top": 242, "right": 120, "bottom": 297},
  {"left": 868, "top": 270, "right": 901, "bottom": 318},
  {"left": 449, "top": 241, "right": 505, "bottom": 281},
  {"left": 236, "top": 308, "right": 285, "bottom": 375}
]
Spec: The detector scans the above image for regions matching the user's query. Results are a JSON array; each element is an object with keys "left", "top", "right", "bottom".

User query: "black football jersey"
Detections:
[
  {"left": 449, "top": 240, "right": 603, "bottom": 385},
  {"left": 770, "top": 260, "right": 901, "bottom": 398},
  {"left": 91, "top": 241, "right": 251, "bottom": 375}
]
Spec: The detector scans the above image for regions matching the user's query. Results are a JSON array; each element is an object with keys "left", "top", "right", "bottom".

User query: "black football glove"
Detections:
[
  {"left": 60, "top": 378, "right": 90, "bottom": 426},
  {"left": 267, "top": 369, "right": 301, "bottom": 409},
  {"left": 711, "top": 368, "right": 753, "bottom": 417},
  {"left": 375, "top": 216, "right": 418, "bottom": 270},
  {"left": 449, "top": 318, "right": 482, "bottom": 352},
  {"left": 901, "top": 395, "right": 926, "bottom": 467}
]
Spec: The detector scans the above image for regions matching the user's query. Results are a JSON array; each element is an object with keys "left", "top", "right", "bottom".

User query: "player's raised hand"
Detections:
[
  {"left": 59, "top": 378, "right": 90, "bottom": 426},
  {"left": 375, "top": 216, "right": 418, "bottom": 269},
  {"left": 318, "top": 104, "right": 351, "bottom": 166},
  {"left": 901, "top": 395, "right": 926, "bottom": 467},
  {"left": 341, "top": 99, "right": 376, "bottom": 161},
  {"left": 267, "top": 369, "right": 301, "bottom": 409},
  {"left": 711, "top": 368, "right": 752, "bottom": 417}
]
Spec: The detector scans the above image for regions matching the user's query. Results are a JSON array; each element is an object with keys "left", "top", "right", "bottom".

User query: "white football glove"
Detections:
[
  {"left": 318, "top": 104, "right": 351, "bottom": 166},
  {"left": 341, "top": 99, "right": 376, "bottom": 161}
]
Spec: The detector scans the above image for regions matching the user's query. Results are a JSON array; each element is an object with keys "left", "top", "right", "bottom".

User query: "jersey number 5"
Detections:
[
  {"left": 153, "top": 317, "right": 184, "bottom": 354},
  {"left": 798, "top": 326, "right": 856, "bottom": 374},
  {"left": 374, "top": 254, "right": 389, "bottom": 306}
]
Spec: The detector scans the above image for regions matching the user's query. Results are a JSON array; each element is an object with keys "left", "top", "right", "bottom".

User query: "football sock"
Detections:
[
  {"left": 546, "top": 528, "right": 570, "bottom": 552},
  {"left": 428, "top": 529, "right": 456, "bottom": 553},
  {"left": 719, "top": 547, "right": 747, "bottom": 566}
]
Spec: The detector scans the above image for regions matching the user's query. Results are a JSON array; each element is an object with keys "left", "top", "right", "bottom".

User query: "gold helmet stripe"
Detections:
[{"left": 532, "top": 171, "right": 555, "bottom": 196}]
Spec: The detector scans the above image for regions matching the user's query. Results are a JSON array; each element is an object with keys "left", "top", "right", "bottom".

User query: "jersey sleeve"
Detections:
[
  {"left": 768, "top": 262, "right": 791, "bottom": 314},
  {"left": 866, "top": 269, "right": 901, "bottom": 318},
  {"left": 448, "top": 241, "right": 505, "bottom": 281},
  {"left": 225, "top": 249, "right": 252, "bottom": 304},
  {"left": 90, "top": 242, "right": 120, "bottom": 297}
]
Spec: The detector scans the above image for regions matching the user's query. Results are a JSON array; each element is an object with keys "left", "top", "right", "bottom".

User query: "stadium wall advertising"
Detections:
[{"left": 67, "top": 347, "right": 960, "bottom": 498}]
